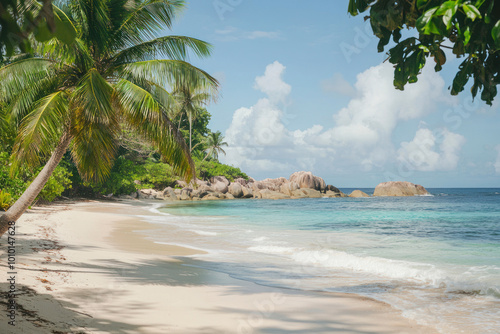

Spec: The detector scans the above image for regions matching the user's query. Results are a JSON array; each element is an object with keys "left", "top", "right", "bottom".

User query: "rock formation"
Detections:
[
  {"left": 280, "top": 182, "right": 300, "bottom": 196},
  {"left": 212, "top": 181, "right": 228, "bottom": 194},
  {"left": 210, "top": 176, "right": 229, "bottom": 186},
  {"left": 256, "top": 189, "right": 290, "bottom": 200},
  {"left": 292, "top": 188, "right": 322, "bottom": 198},
  {"left": 289, "top": 171, "right": 326, "bottom": 191},
  {"left": 162, "top": 187, "right": 177, "bottom": 200},
  {"left": 122, "top": 173, "right": 429, "bottom": 203},
  {"left": 373, "top": 181, "right": 429, "bottom": 197},
  {"left": 349, "top": 190, "right": 370, "bottom": 198},
  {"left": 228, "top": 183, "right": 243, "bottom": 198}
]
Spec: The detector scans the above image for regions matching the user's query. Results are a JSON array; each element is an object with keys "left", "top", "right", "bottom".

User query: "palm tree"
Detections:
[
  {"left": 173, "top": 85, "right": 213, "bottom": 152},
  {"left": 203, "top": 131, "right": 228, "bottom": 161},
  {"left": 0, "top": 0, "right": 218, "bottom": 236}
]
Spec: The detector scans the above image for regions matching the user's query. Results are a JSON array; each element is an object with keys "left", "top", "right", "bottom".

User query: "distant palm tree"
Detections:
[
  {"left": 203, "top": 131, "right": 228, "bottom": 161},
  {"left": 0, "top": 0, "right": 218, "bottom": 236},
  {"left": 173, "top": 85, "right": 214, "bottom": 152}
]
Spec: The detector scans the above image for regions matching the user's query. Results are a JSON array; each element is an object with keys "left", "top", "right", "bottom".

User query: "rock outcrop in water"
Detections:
[
  {"left": 349, "top": 190, "right": 370, "bottom": 198},
  {"left": 373, "top": 181, "right": 429, "bottom": 197}
]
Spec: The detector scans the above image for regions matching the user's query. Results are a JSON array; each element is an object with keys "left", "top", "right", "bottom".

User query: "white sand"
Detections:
[{"left": 0, "top": 200, "right": 436, "bottom": 333}]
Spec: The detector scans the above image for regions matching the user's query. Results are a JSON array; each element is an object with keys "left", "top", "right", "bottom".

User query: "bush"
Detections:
[
  {"left": 195, "top": 159, "right": 248, "bottom": 182},
  {"left": 0, "top": 152, "right": 26, "bottom": 200},
  {"left": 0, "top": 190, "right": 13, "bottom": 211},
  {"left": 0, "top": 151, "right": 73, "bottom": 207},
  {"left": 89, "top": 157, "right": 138, "bottom": 195},
  {"left": 37, "top": 165, "right": 72, "bottom": 202},
  {"left": 134, "top": 161, "right": 177, "bottom": 190}
]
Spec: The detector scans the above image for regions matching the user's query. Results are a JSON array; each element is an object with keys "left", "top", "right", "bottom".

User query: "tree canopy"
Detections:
[
  {"left": 0, "top": 0, "right": 220, "bottom": 231},
  {"left": 0, "top": 0, "right": 77, "bottom": 60},
  {"left": 348, "top": 0, "right": 500, "bottom": 105}
]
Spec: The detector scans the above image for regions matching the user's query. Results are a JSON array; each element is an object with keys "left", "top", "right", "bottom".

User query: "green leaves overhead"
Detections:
[
  {"left": 416, "top": 7, "right": 442, "bottom": 35},
  {"left": 52, "top": 5, "right": 79, "bottom": 44},
  {"left": 348, "top": 0, "right": 375, "bottom": 16},
  {"left": 0, "top": 0, "right": 78, "bottom": 59},
  {"left": 462, "top": 3, "right": 481, "bottom": 21},
  {"left": 34, "top": 4, "right": 78, "bottom": 44},
  {"left": 439, "top": 2, "right": 459, "bottom": 29},
  {"left": 348, "top": 0, "right": 500, "bottom": 105},
  {"left": 493, "top": 20, "right": 500, "bottom": 47}
]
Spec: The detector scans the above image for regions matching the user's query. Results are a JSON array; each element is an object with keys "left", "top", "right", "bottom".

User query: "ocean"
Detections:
[{"left": 140, "top": 188, "right": 500, "bottom": 333}]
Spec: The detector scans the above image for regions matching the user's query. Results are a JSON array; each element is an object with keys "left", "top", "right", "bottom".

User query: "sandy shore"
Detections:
[{"left": 0, "top": 200, "right": 435, "bottom": 333}]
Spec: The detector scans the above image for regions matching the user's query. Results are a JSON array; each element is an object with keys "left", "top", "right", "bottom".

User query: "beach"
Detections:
[{"left": 0, "top": 199, "right": 433, "bottom": 333}]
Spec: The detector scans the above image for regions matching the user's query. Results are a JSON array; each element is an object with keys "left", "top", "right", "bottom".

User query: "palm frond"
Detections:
[
  {"left": 0, "top": 105, "right": 9, "bottom": 134},
  {"left": 112, "top": 36, "right": 213, "bottom": 64},
  {"left": 113, "top": 0, "right": 185, "bottom": 47},
  {"left": 0, "top": 58, "right": 56, "bottom": 103},
  {"left": 9, "top": 75, "right": 63, "bottom": 124},
  {"left": 119, "top": 73, "right": 176, "bottom": 110},
  {"left": 118, "top": 59, "right": 219, "bottom": 94},
  {"left": 37, "top": 38, "right": 94, "bottom": 72},
  {"left": 73, "top": 68, "right": 115, "bottom": 123},
  {"left": 70, "top": 120, "right": 119, "bottom": 182},
  {"left": 10, "top": 91, "right": 70, "bottom": 171},
  {"left": 114, "top": 79, "right": 194, "bottom": 181},
  {"left": 69, "top": 68, "right": 119, "bottom": 182},
  {"left": 203, "top": 131, "right": 227, "bottom": 161},
  {"left": 71, "top": 0, "right": 112, "bottom": 56}
]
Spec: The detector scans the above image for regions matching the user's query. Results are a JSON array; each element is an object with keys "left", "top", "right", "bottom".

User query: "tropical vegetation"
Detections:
[
  {"left": 348, "top": 0, "right": 500, "bottom": 105},
  {"left": 0, "top": 0, "right": 248, "bottom": 236},
  {"left": 203, "top": 131, "right": 228, "bottom": 161}
]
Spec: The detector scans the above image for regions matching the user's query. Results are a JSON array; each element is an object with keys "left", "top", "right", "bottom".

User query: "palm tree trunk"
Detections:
[
  {"left": 202, "top": 151, "right": 210, "bottom": 161},
  {"left": 177, "top": 114, "right": 183, "bottom": 132},
  {"left": 189, "top": 113, "right": 192, "bottom": 152},
  {"left": 0, "top": 132, "right": 72, "bottom": 238}
]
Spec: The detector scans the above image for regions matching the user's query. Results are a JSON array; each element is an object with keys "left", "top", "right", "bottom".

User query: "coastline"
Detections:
[{"left": 0, "top": 200, "right": 435, "bottom": 333}]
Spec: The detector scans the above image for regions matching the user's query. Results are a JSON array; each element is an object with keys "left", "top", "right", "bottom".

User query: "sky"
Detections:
[{"left": 168, "top": 1, "right": 500, "bottom": 188}]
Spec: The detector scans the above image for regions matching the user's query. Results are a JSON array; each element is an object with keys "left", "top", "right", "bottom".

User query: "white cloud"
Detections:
[
  {"left": 254, "top": 61, "right": 291, "bottom": 104},
  {"left": 247, "top": 31, "right": 280, "bottom": 39},
  {"left": 321, "top": 73, "right": 356, "bottom": 97},
  {"left": 215, "top": 27, "right": 238, "bottom": 35},
  {"left": 215, "top": 27, "right": 280, "bottom": 41},
  {"left": 495, "top": 145, "right": 500, "bottom": 174},
  {"left": 397, "top": 128, "right": 466, "bottom": 171},
  {"left": 221, "top": 61, "right": 459, "bottom": 179}
]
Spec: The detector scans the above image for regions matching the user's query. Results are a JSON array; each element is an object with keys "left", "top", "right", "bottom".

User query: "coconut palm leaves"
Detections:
[
  {"left": 204, "top": 131, "right": 228, "bottom": 161},
  {"left": 0, "top": 0, "right": 218, "bottom": 183},
  {"left": 11, "top": 91, "right": 70, "bottom": 170}
]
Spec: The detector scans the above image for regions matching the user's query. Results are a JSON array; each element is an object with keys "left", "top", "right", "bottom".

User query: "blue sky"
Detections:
[{"left": 169, "top": 1, "right": 500, "bottom": 187}]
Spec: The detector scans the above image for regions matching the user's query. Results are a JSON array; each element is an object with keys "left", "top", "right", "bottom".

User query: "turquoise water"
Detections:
[{"left": 142, "top": 188, "right": 500, "bottom": 333}]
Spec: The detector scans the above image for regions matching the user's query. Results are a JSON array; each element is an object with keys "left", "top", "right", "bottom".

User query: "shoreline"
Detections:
[{"left": 0, "top": 199, "right": 435, "bottom": 333}]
